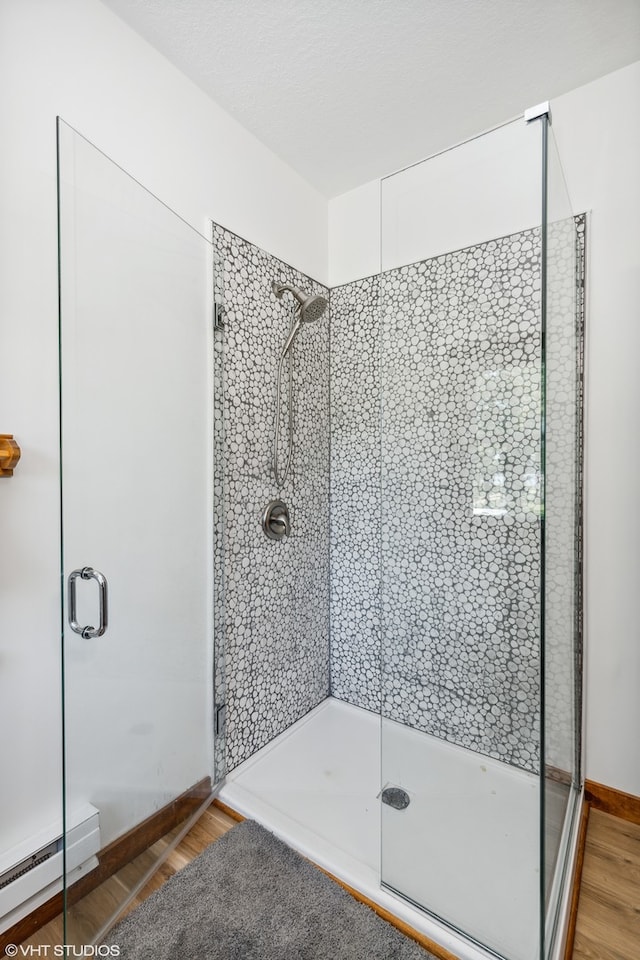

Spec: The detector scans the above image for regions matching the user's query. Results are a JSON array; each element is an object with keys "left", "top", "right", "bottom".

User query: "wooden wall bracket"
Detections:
[{"left": 0, "top": 434, "right": 21, "bottom": 476}]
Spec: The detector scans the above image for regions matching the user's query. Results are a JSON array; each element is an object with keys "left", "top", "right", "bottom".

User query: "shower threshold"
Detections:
[{"left": 219, "top": 698, "right": 566, "bottom": 960}]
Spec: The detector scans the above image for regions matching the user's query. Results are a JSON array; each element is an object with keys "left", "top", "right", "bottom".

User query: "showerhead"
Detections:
[
  {"left": 301, "top": 293, "right": 328, "bottom": 323},
  {"left": 271, "top": 281, "right": 328, "bottom": 322}
]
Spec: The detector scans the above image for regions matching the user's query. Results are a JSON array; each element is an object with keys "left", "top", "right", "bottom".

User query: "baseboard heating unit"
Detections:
[{"left": 0, "top": 804, "right": 100, "bottom": 932}]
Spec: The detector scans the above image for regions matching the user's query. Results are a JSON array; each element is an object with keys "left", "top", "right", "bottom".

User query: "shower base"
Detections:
[{"left": 219, "top": 698, "right": 572, "bottom": 960}]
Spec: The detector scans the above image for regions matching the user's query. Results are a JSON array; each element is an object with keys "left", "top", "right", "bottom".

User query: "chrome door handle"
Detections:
[{"left": 68, "top": 567, "right": 109, "bottom": 638}]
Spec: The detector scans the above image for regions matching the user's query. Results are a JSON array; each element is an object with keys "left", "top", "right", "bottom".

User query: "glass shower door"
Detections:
[{"left": 57, "top": 120, "right": 215, "bottom": 944}]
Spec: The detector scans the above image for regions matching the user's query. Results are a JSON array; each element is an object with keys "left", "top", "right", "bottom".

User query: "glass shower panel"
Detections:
[
  {"left": 380, "top": 119, "right": 544, "bottom": 960},
  {"left": 542, "top": 122, "right": 582, "bottom": 954},
  {"left": 57, "top": 119, "right": 215, "bottom": 945}
]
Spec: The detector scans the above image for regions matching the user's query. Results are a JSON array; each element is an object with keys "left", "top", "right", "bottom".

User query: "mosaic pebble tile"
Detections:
[
  {"left": 379, "top": 229, "right": 542, "bottom": 769},
  {"left": 212, "top": 225, "right": 330, "bottom": 773},
  {"left": 330, "top": 276, "right": 382, "bottom": 711},
  {"left": 331, "top": 221, "right": 583, "bottom": 772}
]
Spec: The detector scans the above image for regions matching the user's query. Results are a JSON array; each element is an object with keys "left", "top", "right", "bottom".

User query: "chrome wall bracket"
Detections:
[{"left": 524, "top": 101, "right": 551, "bottom": 124}]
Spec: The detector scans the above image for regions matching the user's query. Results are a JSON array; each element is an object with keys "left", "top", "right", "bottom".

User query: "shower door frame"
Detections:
[{"left": 538, "top": 111, "right": 584, "bottom": 960}]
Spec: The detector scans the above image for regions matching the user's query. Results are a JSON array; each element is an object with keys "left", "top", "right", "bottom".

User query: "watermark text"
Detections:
[{"left": 4, "top": 947, "right": 120, "bottom": 957}]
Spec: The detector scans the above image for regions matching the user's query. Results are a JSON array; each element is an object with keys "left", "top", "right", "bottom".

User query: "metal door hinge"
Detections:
[
  {"left": 215, "top": 703, "right": 226, "bottom": 736},
  {"left": 214, "top": 303, "right": 225, "bottom": 330}
]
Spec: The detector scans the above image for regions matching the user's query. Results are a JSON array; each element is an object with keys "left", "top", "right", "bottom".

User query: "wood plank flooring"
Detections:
[
  {"left": 572, "top": 808, "right": 640, "bottom": 960},
  {"left": 22, "top": 805, "right": 236, "bottom": 948},
  {"left": 21, "top": 802, "right": 640, "bottom": 959}
]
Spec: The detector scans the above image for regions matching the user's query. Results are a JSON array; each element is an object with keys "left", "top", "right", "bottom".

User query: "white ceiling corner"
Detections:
[{"left": 99, "top": 0, "right": 640, "bottom": 197}]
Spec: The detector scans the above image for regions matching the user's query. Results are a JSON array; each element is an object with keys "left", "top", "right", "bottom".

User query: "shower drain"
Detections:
[{"left": 381, "top": 786, "right": 410, "bottom": 810}]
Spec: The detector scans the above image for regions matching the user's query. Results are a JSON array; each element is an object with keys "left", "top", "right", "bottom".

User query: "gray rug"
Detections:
[{"left": 106, "top": 819, "right": 435, "bottom": 959}]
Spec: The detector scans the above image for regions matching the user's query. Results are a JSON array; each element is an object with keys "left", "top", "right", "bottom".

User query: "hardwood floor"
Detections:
[
  {"left": 21, "top": 801, "right": 640, "bottom": 959},
  {"left": 22, "top": 805, "right": 237, "bottom": 949},
  {"left": 572, "top": 809, "right": 640, "bottom": 960}
]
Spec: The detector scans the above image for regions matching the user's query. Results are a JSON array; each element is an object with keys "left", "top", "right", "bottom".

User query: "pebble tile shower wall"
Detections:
[
  {"left": 212, "top": 224, "right": 331, "bottom": 774},
  {"left": 215, "top": 218, "right": 584, "bottom": 778}
]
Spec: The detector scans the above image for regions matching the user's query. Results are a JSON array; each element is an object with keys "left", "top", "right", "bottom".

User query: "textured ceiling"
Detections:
[{"left": 100, "top": 0, "right": 640, "bottom": 197}]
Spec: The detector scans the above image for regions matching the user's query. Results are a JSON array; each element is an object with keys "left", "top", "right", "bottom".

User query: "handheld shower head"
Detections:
[
  {"left": 270, "top": 277, "right": 328, "bottom": 488},
  {"left": 301, "top": 293, "right": 328, "bottom": 323},
  {"left": 271, "top": 281, "right": 328, "bottom": 323}
]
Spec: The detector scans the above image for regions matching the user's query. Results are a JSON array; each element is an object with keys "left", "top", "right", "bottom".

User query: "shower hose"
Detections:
[{"left": 272, "top": 306, "right": 296, "bottom": 487}]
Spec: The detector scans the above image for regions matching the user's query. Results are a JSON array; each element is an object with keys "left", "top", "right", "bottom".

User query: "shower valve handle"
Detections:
[
  {"left": 271, "top": 514, "right": 290, "bottom": 536},
  {"left": 262, "top": 500, "right": 291, "bottom": 540}
]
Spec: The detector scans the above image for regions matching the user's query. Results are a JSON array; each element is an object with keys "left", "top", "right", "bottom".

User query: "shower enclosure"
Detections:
[
  {"left": 218, "top": 107, "right": 583, "bottom": 960},
  {"left": 54, "top": 105, "right": 581, "bottom": 960}
]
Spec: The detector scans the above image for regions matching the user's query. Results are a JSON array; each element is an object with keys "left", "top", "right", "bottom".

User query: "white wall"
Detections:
[
  {"left": 380, "top": 119, "right": 542, "bottom": 271},
  {"left": 552, "top": 62, "right": 640, "bottom": 797},
  {"left": 329, "top": 180, "right": 381, "bottom": 288},
  {"left": 328, "top": 60, "right": 640, "bottom": 797},
  {"left": 0, "top": 0, "right": 327, "bottom": 859},
  {"left": 328, "top": 118, "right": 541, "bottom": 285}
]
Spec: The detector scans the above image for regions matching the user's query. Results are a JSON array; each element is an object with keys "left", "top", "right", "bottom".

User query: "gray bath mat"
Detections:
[{"left": 106, "top": 819, "right": 435, "bottom": 959}]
